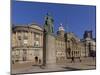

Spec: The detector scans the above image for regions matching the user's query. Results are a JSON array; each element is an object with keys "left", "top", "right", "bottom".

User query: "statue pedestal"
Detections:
[{"left": 45, "top": 34, "right": 56, "bottom": 67}]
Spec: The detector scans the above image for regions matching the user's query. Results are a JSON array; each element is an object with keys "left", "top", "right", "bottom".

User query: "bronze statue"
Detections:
[{"left": 44, "top": 13, "right": 54, "bottom": 34}]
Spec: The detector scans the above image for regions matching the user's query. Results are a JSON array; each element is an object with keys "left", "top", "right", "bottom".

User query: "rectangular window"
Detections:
[
  {"left": 34, "top": 41, "right": 39, "bottom": 47},
  {"left": 23, "top": 40, "right": 28, "bottom": 45},
  {"left": 34, "top": 33, "right": 40, "bottom": 40},
  {"left": 18, "top": 36, "right": 21, "bottom": 40},
  {"left": 23, "top": 32, "right": 28, "bottom": 40}
]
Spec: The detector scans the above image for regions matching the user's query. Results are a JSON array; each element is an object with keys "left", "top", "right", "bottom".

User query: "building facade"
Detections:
[
  {"left": 12, "top": 23, "right": 43, "bottom": 65},
  {"left": 65, "top": 32, "right": 82, "bottom": 58},
  {"left": 82, "top": 31, "right": 96, "bottom": 57},
  {"left": 55, "top": 24, "right": 66, "bottom": 63}
]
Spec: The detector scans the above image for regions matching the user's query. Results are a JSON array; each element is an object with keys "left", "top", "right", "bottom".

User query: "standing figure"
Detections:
[
  {"left": 71, "top": 57, "right": 75, "bottom": 63},
  {"left": 44, "top": 13, "right": 54, "bottom": 34}
]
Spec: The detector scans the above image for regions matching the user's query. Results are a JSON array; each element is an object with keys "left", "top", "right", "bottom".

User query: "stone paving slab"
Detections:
[{"left": 12, "top": 57, "right": 96, "bottom": 74}]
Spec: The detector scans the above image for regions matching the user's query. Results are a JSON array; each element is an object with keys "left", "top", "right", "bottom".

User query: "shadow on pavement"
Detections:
[
  {"left": 62, "top": 67, "right": 81, "bottom": 71},
  {"left": 87, "top": 64, "right": 96, "bottom": 66}
]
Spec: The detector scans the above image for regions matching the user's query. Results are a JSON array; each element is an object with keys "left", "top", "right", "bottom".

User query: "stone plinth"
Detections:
[{"left": 45, "top": 34, "right": 56, "bottom": 66}]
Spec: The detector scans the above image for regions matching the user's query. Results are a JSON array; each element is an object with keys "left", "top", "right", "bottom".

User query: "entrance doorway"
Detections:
[
  {"left": 35, "top": 56, "right": 38, "bottom": 64},
  {"left": 23, "top": 49, "right": 27, "bottom": 61}
]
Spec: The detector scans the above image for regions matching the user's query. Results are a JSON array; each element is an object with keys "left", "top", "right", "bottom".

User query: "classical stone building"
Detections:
[
  {"left": 65, "top": 32, "right": 83, "bottom": 58},
  {"left": 12, "top": 23, "right": 43, "bottom": 65},
  {"left": 52, "top": 23, "right": 87, "bottom": 63},
  {"left": 55, "top": 24, "right": 66, "bottom": 63},
  {"left": 81, "top": 31, "right": 96, "bottom": 57}
]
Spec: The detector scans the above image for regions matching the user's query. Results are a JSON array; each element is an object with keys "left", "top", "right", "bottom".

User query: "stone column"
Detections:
[{"left": 15, "top": 32, "right": 18, "bottom": 46}]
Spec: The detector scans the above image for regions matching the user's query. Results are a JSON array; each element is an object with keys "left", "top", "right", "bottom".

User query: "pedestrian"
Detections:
[
  {"left": 39, "top": 59, "right": 41, "bottom": 64},
  {"left": 71, "top": 57, "right": 75, "bottom": 63},
  {"left": 79, "top": 57, "right": 82, "bottom": 62}
]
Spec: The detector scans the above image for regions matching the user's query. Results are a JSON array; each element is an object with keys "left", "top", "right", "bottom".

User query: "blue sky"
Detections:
[{"left": 12, "top": 1, "right": 96, "bottom": 39}]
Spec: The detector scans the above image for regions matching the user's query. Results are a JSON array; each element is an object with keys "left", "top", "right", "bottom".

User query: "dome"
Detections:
[{"left": 59, "top": 23, "right": 64, "bottom": 31}]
